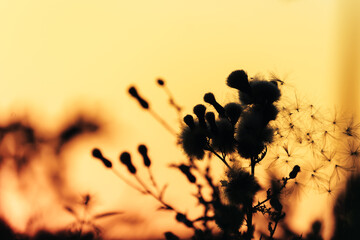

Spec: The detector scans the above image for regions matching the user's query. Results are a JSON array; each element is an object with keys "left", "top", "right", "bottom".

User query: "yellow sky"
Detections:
[{"left": 0, "top": 0, "right": 358, "bottom": 239}]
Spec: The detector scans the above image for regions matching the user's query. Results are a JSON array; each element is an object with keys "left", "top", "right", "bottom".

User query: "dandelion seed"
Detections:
[
  {"left": 330, "top": 164, "right": 354, "bottom": 185},
  {"left": 342, "top": 118, "right": 360, "bottom": 139}
]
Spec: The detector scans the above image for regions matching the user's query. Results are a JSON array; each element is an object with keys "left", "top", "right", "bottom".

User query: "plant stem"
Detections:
[{"left": 246, "top": 157, "right": 256, "bottom": 239}]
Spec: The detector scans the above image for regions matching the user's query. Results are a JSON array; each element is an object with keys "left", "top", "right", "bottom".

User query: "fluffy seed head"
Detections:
[
  {"left": 224, "top": 103, "right": 242, "bottom": 125},
  {"left": 211, "top": 119, "right": 235, "bottom": 154},
  {"left": 224, "top": 167, "right": 261, "bottom": 206},
  {"left": 179, "top": 125, "right": 207, "bottom": 159},
  {"left": 239, "top": 80, "right": 281, "bottom": 105}
]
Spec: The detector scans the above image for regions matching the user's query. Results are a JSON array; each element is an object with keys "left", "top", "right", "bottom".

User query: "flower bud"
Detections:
[
  {"left": 226, "top": 70, "right": 251, "bottom": 94},
  {"left": 204, "top": 92, "right": 225, "bottom": 118},
  {"left": 120, "top": 152, "right": 137, "bottom": 174},
  {"left": 157, "top": 78, "right": 165, "bottom": 86},
  {"left": 289, "top": 165, "right": 300, "bottom": 179},
  {"left": 205, "top": 112, "right": 217, "bottom": 134},
  {"left": 193, "top": 104, "right": 207, "bottom": 128},
  {"left": 183, "top": 115, "right": 195, "bottom": 130},
  {"left": 92, "top": 148, "right": 112, "bottom": 168},
  {"left": 128, "top": 86, "right": 149, "bottom": 109},
  {"left": 224, "top": 103, "right": 242, "bottom": 125},
  {"left": 138, "top": 144, "right": 151, "bottom": 167}
]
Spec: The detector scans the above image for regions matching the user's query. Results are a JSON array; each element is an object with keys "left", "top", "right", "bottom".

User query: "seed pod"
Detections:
[
  {"left": 289, "top": 165, "right": 301, "bottom": 179},
  {"left": 138, "top": 144, "right": 151, "bottom": 167},
  {"left": 120, "top": 152, "right": 137, "bottom": 174},
  {"left": 92, "top": 148, "right": 112, "bottom": 168}
]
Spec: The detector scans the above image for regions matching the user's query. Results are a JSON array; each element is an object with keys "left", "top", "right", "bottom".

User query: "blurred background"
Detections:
[{"left": 0, "top": 0, "right": 358, "bottom": 239}]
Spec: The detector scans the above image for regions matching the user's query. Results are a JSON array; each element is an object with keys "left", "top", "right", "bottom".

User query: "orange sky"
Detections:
[{"left": 0, "top": 0, "right": 359, "bottom": 239}]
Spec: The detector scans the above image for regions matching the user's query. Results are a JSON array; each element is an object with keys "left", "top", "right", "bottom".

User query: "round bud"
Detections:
[
  {"left": 193, "top": 104, "right": 206, "bottom": 118},
  {"left": 157, "top": 79, "right": 165, "bottom": 86},
  {"left": 92, "top": 148, "right": 103, "bottom": 159},
  {"left": 128, "top": 86, "right": 138, "bottom": 97},
  {"left": 204, "top": 92, "right": 216, "bottom": 104},
  {"left": 227, "top": 70, "right": 251, "bottom": 93},
  {"left": 183, "top": 115, "right": 195, "bottom": 129}
]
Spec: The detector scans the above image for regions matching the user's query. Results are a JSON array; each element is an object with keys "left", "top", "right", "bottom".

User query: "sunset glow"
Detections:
[{"left": 0, "top": 0, "right": 359, "bottom": 239}]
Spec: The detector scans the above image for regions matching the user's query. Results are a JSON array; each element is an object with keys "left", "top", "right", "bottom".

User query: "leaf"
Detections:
[{"left": 92, "top": 211, "right": 124, "bottom": 220}]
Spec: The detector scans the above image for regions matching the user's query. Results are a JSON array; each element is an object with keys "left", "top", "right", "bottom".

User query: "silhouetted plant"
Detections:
[{"left": 93, "top": 69, "right": 360, "bottom": 239}]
